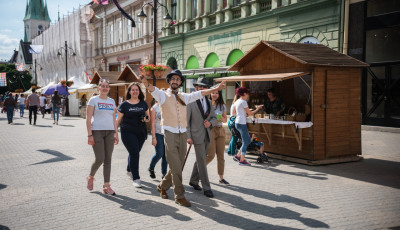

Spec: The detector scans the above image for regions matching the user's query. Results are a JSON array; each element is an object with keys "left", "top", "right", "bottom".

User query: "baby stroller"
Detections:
[{"left": 229, "top": 116, "right": 268, "bottom": 163}]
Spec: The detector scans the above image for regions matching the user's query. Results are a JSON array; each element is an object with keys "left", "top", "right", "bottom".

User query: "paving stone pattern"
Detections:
[{"left": 0, "top": 114, "right": 399, "bottom": 230}]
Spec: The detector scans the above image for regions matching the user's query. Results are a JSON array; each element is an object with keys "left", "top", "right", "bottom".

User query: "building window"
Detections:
[
  {"left": 192, "top": 0, "right": 198, "bottom": 18},
  {"left": 151, "top": 11, "right": 154, "bottom": 33},
  {"left": 118, "top": 20, "right": 122, "bottom": 43},
  {"left": 97, "top": 29, "right": 102, "bottom": 48},
  {"left": 137, "top": 14, "right": 142, "bottom": 38},
  {"left": 171, "top": 0, "right": 177, "bottom": 21},
  {"left": 109, "top": 24, "right": 114, "bottom": 46},
  {"left": 233, "top": 0, "right": 240, "bottom": 7},
  {"left": 211, "top": 0, "right": 218, "bottom": 12},
  {"left": 127, "top": 19, "right": 131, "bottom": 40}
]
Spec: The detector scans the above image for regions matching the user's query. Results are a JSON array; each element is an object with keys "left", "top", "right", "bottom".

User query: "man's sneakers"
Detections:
[
  {"left": 233, "top": 155, "right": 240, "bottom": 162},
  {"left": 133, "top": 179, "right": 142, "bottom": 188},
  {"left": 189, "top": 182, "right": 202, "bottom": 191},
  {"left": 239, "top": 160, "right": 252, "bottom": 166},
  {"left": 157, "top": 185, "right": 168, "bottom": 199},
  {"left": 148, "top": 168, "right": 156, "bottom": 179},
  {"left": 204, "top": 190, "right": 214, "bottom": 198},
  {"left": 175, "top": 197, "right": 191, "bottom": 207},
  {"left": 219, "top": 179, "right": 230, "bottom": 186}
]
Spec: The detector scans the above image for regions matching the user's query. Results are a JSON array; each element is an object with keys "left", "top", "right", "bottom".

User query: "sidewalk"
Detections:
[{"left": 0, "top": 113, "right": 399, "bottom": 229}]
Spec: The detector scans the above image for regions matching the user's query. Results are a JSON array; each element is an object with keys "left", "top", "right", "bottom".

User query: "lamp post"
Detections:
[
  {"left": 29, "top": 59, "right": 43, "bottom": 86},
  {"left": 57, "top": 41, "right": 76, "bottom": 116},
  {"left": 138, "top": 1, "right": 172, "bottom": 86}
]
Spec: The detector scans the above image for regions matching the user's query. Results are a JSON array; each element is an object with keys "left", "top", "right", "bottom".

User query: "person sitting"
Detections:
[
  {"left": 250, "top": 134, "right": 264, "bottom": 154},
  {"left": 264, "top": 88, "right": 285, "bottom": 116}
]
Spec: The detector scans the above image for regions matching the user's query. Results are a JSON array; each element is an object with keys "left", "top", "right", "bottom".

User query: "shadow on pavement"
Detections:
[
  {"left": 30, "top": 149, "right": 75, "bottom": 165},
  {"left": 0, "top": 184, "right": 7, "bottom": 190},
  {"left": 0, "top": 225, "right": 10, "bottom": 230},
  {"left": 289, "top": 158, "right": 400, "bottom": 189},
  {"left": 215, "top": 184, "right": 319, "bottom": 209},
  {"left": 10, "top": 123, "right": 25, "bottom": 125},
  {"left": 32, "top": 124, "right": 53, "bottom": 128},
  {"left": 199, "top": 189, "right": 329, "bottom": 229},
  {"left": 57, "top": 124, "right": 75, "bottom": 127},
  {"left": 93, "top": 191, "right": 191, "bottom": 221}
]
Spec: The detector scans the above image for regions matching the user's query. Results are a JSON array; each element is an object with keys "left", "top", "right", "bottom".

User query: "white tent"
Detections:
[{"left": 39, "top": 81, "right": 56, "bottom": 95}]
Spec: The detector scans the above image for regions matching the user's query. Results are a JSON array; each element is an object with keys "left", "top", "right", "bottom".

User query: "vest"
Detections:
[{"left": 159, "top": 90, "right": 187, "bottom": 129}]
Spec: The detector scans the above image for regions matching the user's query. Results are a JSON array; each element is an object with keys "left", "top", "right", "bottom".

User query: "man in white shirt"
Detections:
[
  {"left": 138, "top": 69, "right": 226, "bottom": 207},
  {"left": 39, "top": 94, "right": 47, "bottom": 118}
]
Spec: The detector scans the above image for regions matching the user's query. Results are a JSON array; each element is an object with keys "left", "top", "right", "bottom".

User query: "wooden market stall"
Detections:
[
  {"left": 90, "top": 71, "right": 129, "bottom": 107},
  {"left": 216, "top": 41, "right": 369, "bottom": 165},
  {"left": 117, "top": 64, "right": 170, "bottom": 108}
]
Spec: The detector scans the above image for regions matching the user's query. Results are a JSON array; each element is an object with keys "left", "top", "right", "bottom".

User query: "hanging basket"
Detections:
[{"left": 154, "top": 70, "right": 165, "bottom": 78}]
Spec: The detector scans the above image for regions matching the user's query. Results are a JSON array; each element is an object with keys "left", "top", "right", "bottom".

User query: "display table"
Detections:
[{"left": 246, "top": 118, "right": 313, "bottom": 151}]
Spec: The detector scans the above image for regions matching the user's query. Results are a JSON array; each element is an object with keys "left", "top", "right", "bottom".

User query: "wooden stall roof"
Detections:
[
  {"left": 90, "top": 71, "right": 123, "bottom": 85},
  {"left": 215, "top": 72, "right": 310, "bottom": 82},
  {"left": 228, "top": 41, "right": 369, "bottom": 71}
]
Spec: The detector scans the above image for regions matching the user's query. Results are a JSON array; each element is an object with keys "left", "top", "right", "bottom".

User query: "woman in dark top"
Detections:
[
  {"left": 117, "top": 82, "right": 150, "bottom": 188},
  {"left": 52, "top": 91, "right": 62, "bottom": 125},
  {"left": 264, "top": 88, "right": 285, "bottom": 116}
]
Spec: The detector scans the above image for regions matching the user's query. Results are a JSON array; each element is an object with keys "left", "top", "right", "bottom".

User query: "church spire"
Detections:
[{"left": 23, "top": 0, "right": 51, "bottom": 22}]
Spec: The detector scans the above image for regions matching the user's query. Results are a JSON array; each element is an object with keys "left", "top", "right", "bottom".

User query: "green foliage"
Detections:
[{"left": 0, "top": 64, "right": 32, "bottom": 94}]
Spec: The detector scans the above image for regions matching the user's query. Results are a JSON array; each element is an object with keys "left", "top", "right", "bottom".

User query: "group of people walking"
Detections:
[
  {"left": 1, "top": 88, "right": 63, "bottom": 125},
  {"left": 85, "top": 68, "right": 257, "bottom": 207}
]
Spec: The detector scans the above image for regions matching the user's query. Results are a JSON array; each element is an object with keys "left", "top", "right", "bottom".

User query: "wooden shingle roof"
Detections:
[
  {"left": 228, "top": 41, "right": 369, "bottom": 71},
  {"left": 90, "top": 71, "right": 123, "bottom": 85}
]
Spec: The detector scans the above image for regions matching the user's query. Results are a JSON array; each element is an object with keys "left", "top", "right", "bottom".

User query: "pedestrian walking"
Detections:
[
  {"left": 26, "top": 88, "right": 40, "bottom": 125},
  {"left": 0, "top": 94, "right": 4, "bottom": 113},
  {"left": 4, "top": 94, "right": 17, "bottom": 124},
  {"left": 14, "top": 94, "right": 19, "bottom": 113},
  {"left": 39, "top": 94, "right": 46, "bottom": 118},
  {"left": 51, "top": 91, "right": 61, "bottom": 125},
  {"left": 116, "top": 82, "right": 150, "bottom": 188},
  {"left": 148, "top": 99, "right": 168, "bottom": 179},
  {"left": 86, "top": 79, "right": 119, "bottom": 195},
  {"left": 17, "top": 94, "right": 26, "bottom": 117},
  {"left": 227, "top": 95, "right": 238, "bottom": 155},
  {"left": 138, "top": 69, "right": 226, "bottom": 207},
  {"left": 206, "top": 90, "right": 230, "bottom": 185},
  {"left": 187, "top": 77, "right": 217, "bottom": 198},
  {"left": 232, "top": 87, "right": 263, "bottom": 166}
]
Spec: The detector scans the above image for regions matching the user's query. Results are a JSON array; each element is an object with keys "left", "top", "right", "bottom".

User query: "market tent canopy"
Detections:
[
  {"left": 228, "top": 41, "right": 369, "bottom": 72},
  {"left": 215, "top": 72, "right": 310, "bottom": 82},
  {"left": 180, "top": 67, "right": 237, "bottom": 76}
]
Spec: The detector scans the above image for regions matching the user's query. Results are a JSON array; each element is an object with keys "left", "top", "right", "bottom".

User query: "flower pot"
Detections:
[
  {"left": 154, "top": 70, "right": 165, "bottom": 78},
  {"left": 145, "top": 70, "right": 152, "bottom": 76}
]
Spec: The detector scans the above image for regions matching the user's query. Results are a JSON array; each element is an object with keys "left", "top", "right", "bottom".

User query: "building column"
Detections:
[
  {"left": 202, "top": 0, "right": 211, "bottom": 28},
  {"left": 271, "top": 0, "right": 278, "bottom": 9},
  {"left": 250, "top": 0, "right": 259, "bottom": 16},
  {"left": 195, "top": 0, "right": 202, "bottom": 29},
  {"left": 224, "top": 0, "right": 233, "bottom": 23},
  {"left": 184, "top": 0, "right": 191, "bottom": 32},
  {"left": 241, "top": 0, "right": 250, "bottom": 18}
]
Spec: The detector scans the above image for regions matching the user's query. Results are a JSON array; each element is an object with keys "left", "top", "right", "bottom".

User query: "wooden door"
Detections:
[{"left": 325, "top": 70, "right": 351, "bottom": 157}]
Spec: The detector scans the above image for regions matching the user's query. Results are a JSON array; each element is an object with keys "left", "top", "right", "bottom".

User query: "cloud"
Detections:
[{"left": 0, "top": 34, "right": 19, "bottom": 60}]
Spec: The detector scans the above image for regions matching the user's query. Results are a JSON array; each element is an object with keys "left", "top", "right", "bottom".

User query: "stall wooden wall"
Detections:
[{"left": 312, "top": 67, "right": 361, "bottom": 160}]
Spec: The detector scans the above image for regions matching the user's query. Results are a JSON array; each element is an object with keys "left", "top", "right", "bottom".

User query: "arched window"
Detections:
[
  {"left": 166, "top": 57, "right": 178, "bottom": 70},
  {"left": 186, "top": 56, "right": 199, "bottom": 69},
  {"left": 204, "top": 53, "right": 220, "bottom": 68},
  {"left": 226, "top": 49, "right": 244, "bottom": 66}
]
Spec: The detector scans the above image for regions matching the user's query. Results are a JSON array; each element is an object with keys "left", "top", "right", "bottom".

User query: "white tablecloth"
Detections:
[{"left": 246, "top": 117, "right": 313, "bottom": 129}]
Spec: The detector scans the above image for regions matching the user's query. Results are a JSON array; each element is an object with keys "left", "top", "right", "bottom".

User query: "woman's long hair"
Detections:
[
  {"left": 53, "top": 90, "right": 60, "bottom": 101},
  {"left": 126, "top": 82, "right": 145, "bottom": 101},
  {"left": 212, "top": 91, "right": 225, "bottom": 111}
]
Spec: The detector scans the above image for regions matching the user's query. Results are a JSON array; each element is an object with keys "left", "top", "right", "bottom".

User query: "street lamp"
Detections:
[
  {"left": 138, "top": 0, "right": 172, "bottom": 86},
  {"left": 30, "top": 59, "right": 43, "bottom": 85},
  {"left": 57, "top": 41, "right": 76, "bottom": 116}
]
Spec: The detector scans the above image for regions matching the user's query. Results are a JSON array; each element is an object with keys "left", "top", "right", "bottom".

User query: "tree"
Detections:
[{"left": 0, "top": 64, "right": 32, "bottom": 95}]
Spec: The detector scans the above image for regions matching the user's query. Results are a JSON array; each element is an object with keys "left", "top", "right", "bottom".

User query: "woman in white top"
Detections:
[
  {"left": 86, "top": 79, "right": 119, "bottom": 195},
  {"left": 233, "top": 87, "right": 262, "bottom": 166}
]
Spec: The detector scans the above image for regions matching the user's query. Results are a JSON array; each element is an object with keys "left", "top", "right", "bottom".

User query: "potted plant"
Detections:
[
  {"left": 141, "top": 64, "right": 155, "bottom": 76},
  {"left": 154, "top": 65, "right": 167, "bottom": 78}
]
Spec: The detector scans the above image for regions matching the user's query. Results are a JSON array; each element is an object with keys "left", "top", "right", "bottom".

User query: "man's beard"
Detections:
[{"left": 170, "top": 84, "right": 179, "bottom": 90}]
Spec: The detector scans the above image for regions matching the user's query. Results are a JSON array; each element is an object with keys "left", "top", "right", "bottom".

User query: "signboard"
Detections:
[
  {"left": 0, "top": 73, "right": 7, "bottom": 86},
  {"left": 15, "top": 63, "right": 25, "bottom": 72}
]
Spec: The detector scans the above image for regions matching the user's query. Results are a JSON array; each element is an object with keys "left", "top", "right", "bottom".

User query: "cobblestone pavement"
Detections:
[{"left": 0, "top": 113, "right": 399, "bottom": 230}]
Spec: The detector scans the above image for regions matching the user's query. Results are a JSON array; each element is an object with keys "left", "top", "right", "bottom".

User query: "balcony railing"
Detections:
[
  {"left": 232, "top": 7, "right": 241, "bottom": 20},
  {"left": 260, "top": 0, "right": 272, "bottom": 12}
]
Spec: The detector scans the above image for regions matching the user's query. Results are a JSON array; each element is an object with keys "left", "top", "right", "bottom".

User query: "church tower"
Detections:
[{"left": 23, "top": 0, "right": 51, "bottom": 42}]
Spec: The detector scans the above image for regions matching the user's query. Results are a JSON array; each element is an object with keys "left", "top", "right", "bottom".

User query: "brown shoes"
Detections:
[
  {"left": 157, "top": 185, "right": 168, "bottom": 199},
  {"left": 175, "top": 197, "right": 191, "bottom": 207}
]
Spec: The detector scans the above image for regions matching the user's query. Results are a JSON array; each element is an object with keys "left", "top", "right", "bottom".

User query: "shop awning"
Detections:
[
  {"left": 180, "top": 67, "right": 237, "bottom": 76},
  {"left": 214, "top": 72, "right": 310, "bottom": 82}
]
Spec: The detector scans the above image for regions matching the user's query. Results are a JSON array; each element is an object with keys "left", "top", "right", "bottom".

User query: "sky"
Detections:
[{"left": 0, "top": 0, "right": 91, "bottom": 62}]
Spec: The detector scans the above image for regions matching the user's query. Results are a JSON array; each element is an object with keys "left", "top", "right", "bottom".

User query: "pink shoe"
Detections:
[
  {"left": 103, "top": 185, "right": 116, "bottom": 195},
  {"left": 86, "top": 176, "right": 94, "bottom": 191}
]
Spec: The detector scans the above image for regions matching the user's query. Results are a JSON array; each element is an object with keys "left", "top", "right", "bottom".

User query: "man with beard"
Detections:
[{"left": 138, "top": 69, "right": 226, "bottom": 207}]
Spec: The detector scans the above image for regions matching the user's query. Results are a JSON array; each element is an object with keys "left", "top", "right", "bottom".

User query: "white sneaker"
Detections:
[
  {"left": 133, "top": 179, "right": 142, "bottom": 188},
  {"left": 127, "top": 171, "right": 133, "bottom": 180}
]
